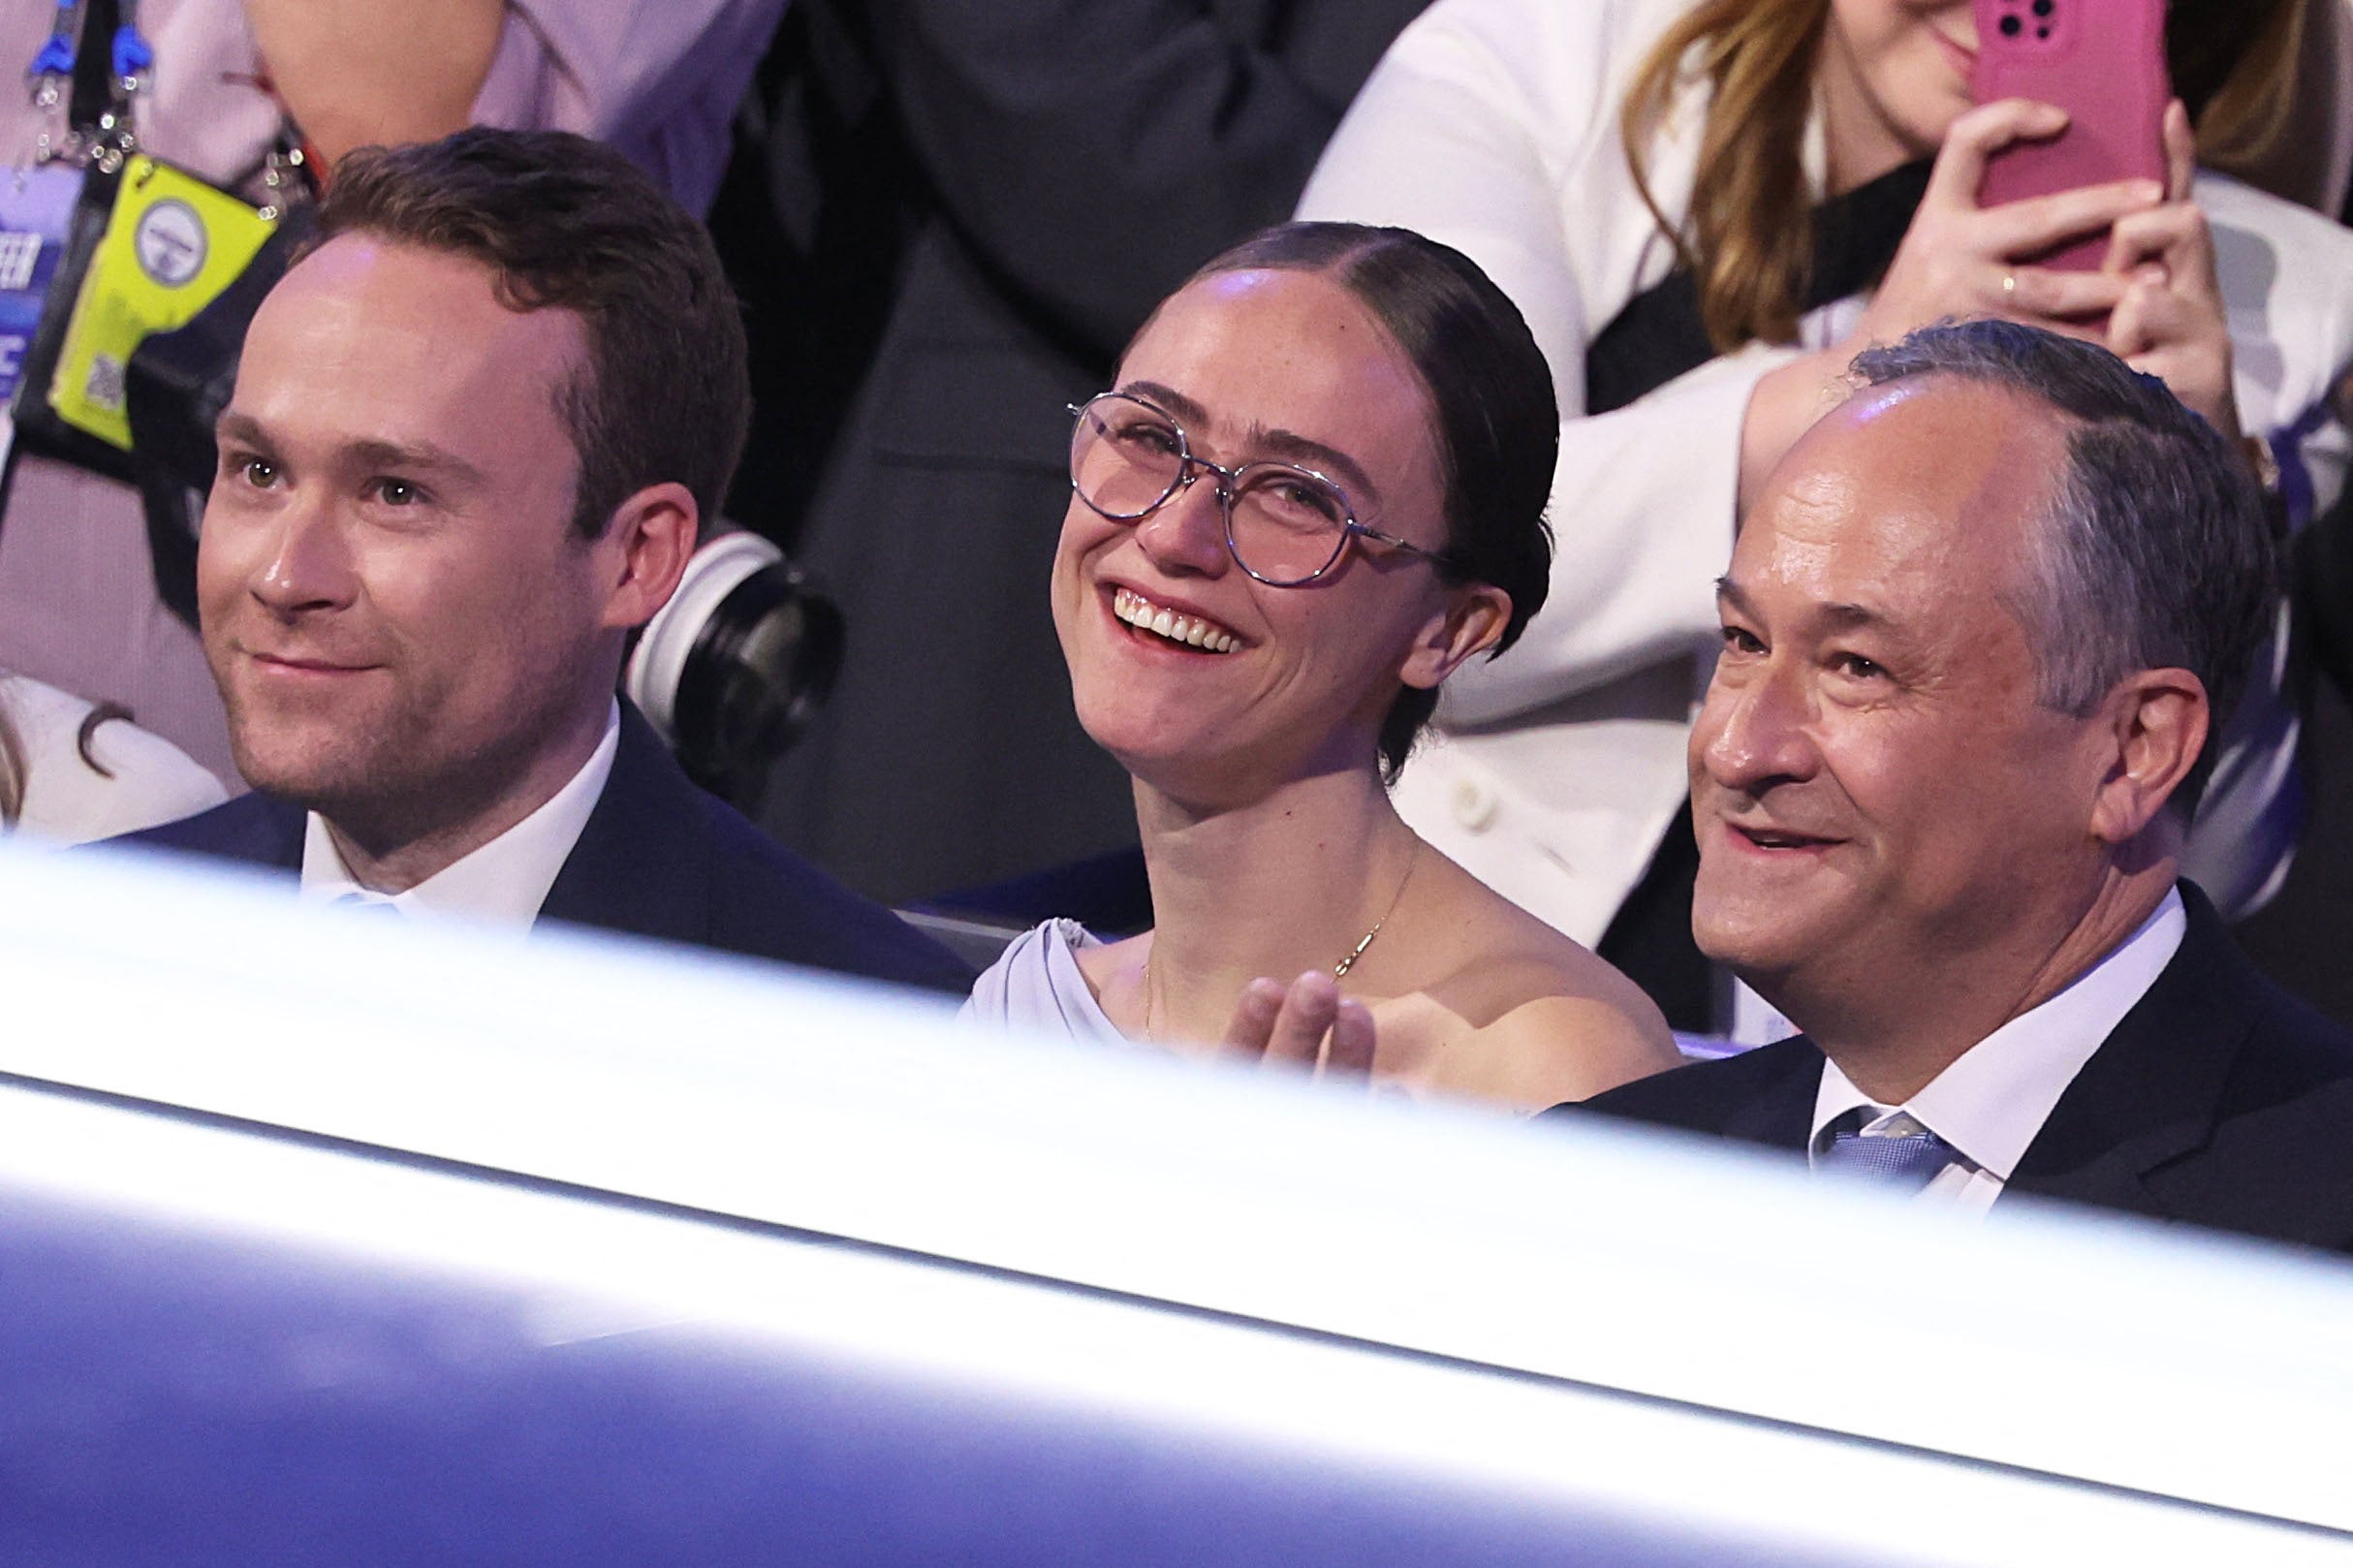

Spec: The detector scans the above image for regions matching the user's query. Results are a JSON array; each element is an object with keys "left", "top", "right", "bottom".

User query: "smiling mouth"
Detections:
[
  {"left": 249, "top": 650, "right": 379, "bottom": 675},
  {"left": 1111, "top": 586, "right": 1242, "bottom": 654},
  {"left": 1727, "top": 822, "right": 1842, "bottom": 853}
]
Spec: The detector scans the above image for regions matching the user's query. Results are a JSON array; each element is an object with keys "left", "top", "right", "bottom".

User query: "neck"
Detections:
[
  {"left": 324, "top": 697, "right": 612, "bottom": 894},
  {"left": 1135, "top": 762, "right": 1421, "bottom": 1045},
  {"left": 1800, "top": 855, "right": 2179, "bottom": 1105},
  {"left": 1813, "top": 35, "right": 1908, "bottom": 198}
]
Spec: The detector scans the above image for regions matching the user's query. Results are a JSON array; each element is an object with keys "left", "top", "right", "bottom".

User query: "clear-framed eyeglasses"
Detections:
[{"left": 1066, "top": 392, "right": 1461, "bottom": 587}]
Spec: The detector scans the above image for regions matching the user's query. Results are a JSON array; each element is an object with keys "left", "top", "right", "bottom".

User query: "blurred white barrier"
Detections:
[{"left": 2, "top": 835, "right": 2349, "bottom": 1561}]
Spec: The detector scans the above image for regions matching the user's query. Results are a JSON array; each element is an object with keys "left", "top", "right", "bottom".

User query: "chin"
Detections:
[
  {"left": 228, "top": 730, "right": 384, "bottom": 813},
  {"left": 1691, "top": 883, "right": 1820, "bottom": 980}
]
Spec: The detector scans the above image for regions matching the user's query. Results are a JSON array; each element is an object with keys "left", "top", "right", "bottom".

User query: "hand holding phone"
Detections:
[
  {"left": 2103, "top": 100, "right": 2241, "bottom": 440},
  {"left": 1971, "top": 0, "right": 2169, "bottom": 269}
]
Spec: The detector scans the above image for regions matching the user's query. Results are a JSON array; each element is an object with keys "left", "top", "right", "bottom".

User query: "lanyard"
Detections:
[{"left": 24, "top": 0, "right": 155, "bottom": 172}]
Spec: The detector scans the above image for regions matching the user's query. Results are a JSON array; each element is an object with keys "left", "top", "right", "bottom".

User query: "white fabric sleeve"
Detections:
[
  {"left": 1297, "top": 0, "right": 1782, "bottom": 727},
  {"left": 7, "top": 677, "right": 229, "bottom": 846},
  {"left": 473, "top": 0, "right": 789, "bottom": 214}
]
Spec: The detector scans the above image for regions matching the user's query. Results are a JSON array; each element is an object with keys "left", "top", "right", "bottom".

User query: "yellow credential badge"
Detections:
[{"left": 48, "top": 156, "right": 276, "bottom": 450}]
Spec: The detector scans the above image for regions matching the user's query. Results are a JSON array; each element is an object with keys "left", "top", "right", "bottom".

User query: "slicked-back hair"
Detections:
[
  {"left": 1849, "top": 320, "right": 2277, "bottom": 814},
  {"left": 309, "top": 127, "right": 750, "bottom": 541},
  {"left": 1178, "top": 222, "right": 1559, "bottom": 783}
]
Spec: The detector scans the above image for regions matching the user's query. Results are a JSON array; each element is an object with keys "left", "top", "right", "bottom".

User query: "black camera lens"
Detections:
[
  {"left": 2031, "top": 0, "right": 2054, "bottom": 14},
  {"left": 2000, "top": 13, "right": 2024, "bottom": 35},
  {"left": 624, "top": 529, "right": 844, "bottom": 812}
]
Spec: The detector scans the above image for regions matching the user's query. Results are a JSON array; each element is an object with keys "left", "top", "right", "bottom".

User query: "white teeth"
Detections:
[{"left": 1112, "top": 587, "right": 1239, "bottom": 654}]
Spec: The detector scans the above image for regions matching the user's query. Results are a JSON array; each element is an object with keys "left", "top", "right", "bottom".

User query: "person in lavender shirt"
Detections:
[{"left": 0, "top": 0, "right": 785, "bottom": 788}]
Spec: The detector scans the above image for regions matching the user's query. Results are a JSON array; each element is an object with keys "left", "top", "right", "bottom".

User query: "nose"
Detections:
[
  {"left": 1131, "top": 460, "right": 1234, "bottom": 577},
  {"left": 248, "top": 495, "right": 359, "bottom": 618},
  {"left": 1693, "top": 655, "right": 1819, "bottom": 797}
]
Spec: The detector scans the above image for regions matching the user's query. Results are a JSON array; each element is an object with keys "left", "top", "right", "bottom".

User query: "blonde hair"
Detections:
[
  {"left": 1620, "top": 0, "right": 2312, "bottom": 355},
  {"left": 0, "top": 698, "right": 22, "bottom": 829}
]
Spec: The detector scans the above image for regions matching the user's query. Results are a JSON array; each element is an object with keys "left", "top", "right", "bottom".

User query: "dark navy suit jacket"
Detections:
[
  {"left": 116, "top": 706, "right": 973, "bottom": 994},
  {"left": 1568, "top": 886, "right": 2353, "bottom": 1258}
]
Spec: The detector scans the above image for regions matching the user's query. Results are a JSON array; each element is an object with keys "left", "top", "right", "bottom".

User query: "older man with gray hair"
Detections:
[{"left": 1575, "top": 320, "right": 2353, "bottom": 1256}]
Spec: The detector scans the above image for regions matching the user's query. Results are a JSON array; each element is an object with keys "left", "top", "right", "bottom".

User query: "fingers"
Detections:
[
  {"left": 1925, "top": 98, "right": 2069, "bottom": 211},
  {"left": 2103, "top": 203, "right": 2215, "bottom": 296},
  {"left": 1325, "top": 998, "right": 1377, "bottom": 1079},
  {"left": 1975, "top": 175, "right": 2165, "bottom": 261},
  {"left": 1221, "top": 970, "right": 1380, "bottom": 1083},
  {"left": 1253, "top": 970, "right": 1341, "bottom": 1067},
  {"left": 1998, "top": 265, "right": 2127, "bottom": 322},
  {"left": 1219, "top": 975, "right": 1289, "bottom": 1058},
  {"left": 2162, "top": 98, "right": 2195, "bottom": 204},
  {"left": 2108, "top": 269, "right": 2241, "bottom": 438},
  {"left": 2109, "top": 268, "right": 2196, "bottom": 360}
]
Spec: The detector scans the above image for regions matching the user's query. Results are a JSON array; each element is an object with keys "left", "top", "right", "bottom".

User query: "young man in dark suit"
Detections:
[
  {"left": 1574, "top": 321, "right": 2353, "bottom": 1256},
  {"left": 118, "top": 129, "right": 968, "bottom": 993}
]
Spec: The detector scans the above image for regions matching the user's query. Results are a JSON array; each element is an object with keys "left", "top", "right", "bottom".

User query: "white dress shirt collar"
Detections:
[
  {"left": 1808, "top": 888, "right": 2187, "bottom": 1203},
  {"left": 299, "top": 702, "right": 621, "bottom": 929}
]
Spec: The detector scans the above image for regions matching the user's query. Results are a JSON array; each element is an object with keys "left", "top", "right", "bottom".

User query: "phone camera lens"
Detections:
[
  {"left": 2030, "top": 0, "right": 2054, "bottom": 15},
  {"left": 1999, "top": 13, "right": 2023, "bottom": 34}
]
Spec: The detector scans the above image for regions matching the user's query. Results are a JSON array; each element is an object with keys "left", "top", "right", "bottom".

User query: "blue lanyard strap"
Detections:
[
  {"left": 112, "top": 4, "right": 153, "bottom": 89},
  {"left": 27, "top": 0, "right": 79, "bottom": 102},
  {"left": 23, "top": 0, "right": 154, "bottom": 165}
]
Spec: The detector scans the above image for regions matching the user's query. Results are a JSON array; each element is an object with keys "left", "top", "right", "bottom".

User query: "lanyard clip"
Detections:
[
  {"left": 26, "top": 0, "right": 78, "bottom": 161},
  {"left": 87, "top": 1, "right": 152, "bottom": 172}
]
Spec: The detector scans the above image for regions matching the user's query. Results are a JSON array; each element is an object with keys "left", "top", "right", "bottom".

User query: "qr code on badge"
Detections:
[{"left": 83, "top": 353, "right": 124, "bottom": 412}]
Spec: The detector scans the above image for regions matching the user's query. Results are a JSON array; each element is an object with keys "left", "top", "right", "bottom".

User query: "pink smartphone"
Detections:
[{"left": 1971, "top": 0, "right": 2169, "bottom": 270}]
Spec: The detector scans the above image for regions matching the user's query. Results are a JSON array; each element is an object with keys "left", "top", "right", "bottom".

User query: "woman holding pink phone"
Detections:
[{"left": 1299, "top": 0, "right": 2353, "bottom": 1030}]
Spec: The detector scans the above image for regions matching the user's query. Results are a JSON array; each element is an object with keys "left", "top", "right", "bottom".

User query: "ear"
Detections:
[
  {"left": 591, "top": 482, "right": 699, "bottom": 632},
  {"left": 2086, "top": 667, "right": 2210, "bottom": 844},
  {"left": 1397, "top": 583, "right": 1512, "bottom": 691}
]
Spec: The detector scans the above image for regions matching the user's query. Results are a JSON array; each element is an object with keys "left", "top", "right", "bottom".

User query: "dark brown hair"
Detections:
[
  {"left": 1180, "top": 222, "right": 1559, "bottom": 782},
  {"left": 0, "top": 684, "right": 134, "bottom": 830},
  {"left": 311, "top": 127, "right": 751, "bottom": 539}
]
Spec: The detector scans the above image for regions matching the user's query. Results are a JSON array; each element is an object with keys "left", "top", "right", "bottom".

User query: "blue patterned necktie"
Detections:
[
  {"left": 331, "top": 893, "right": 402, "bottom": 917},
  {"left": 1817, "top": 1110, "right": 1958, "bottom": 1193}
]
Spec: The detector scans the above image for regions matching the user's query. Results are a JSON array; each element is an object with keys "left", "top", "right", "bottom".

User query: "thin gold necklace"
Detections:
[{"left": 1139, "top": 839, "right": 1424, "bottom": 1043}]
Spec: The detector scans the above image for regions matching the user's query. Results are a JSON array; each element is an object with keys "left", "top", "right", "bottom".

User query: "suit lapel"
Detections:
[
  {"left": 1724, "top": 1037, "right": 1827, "bottom": 1151},
  {"left": 538, "top": 706, "right": 712, "bottom": 947},
  {"left": 249, "top": 794, "right": 309, "bottom": 872},
  {"left": 2007, "top": 885, "right": 2253, "bottom": 1219}
]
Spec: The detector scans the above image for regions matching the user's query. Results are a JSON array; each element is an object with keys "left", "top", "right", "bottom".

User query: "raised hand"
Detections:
[
  {"left": 1740, "top": 97, "right": 2164, "bottom": 514},
  {"left": 1221, "top": 970, "right": 1377, "bottom": 1082},
  {"left": 1860, "top": 98, "right": 2160, "bottom": 344},
  {"left": 2104, "top": 100, "right": 2240, "bottom": 441}
]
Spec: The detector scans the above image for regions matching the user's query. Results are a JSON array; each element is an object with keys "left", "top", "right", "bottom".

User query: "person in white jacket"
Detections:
[{"left": 1300, "top": 0, "right": 2353, "bottom": 1029}]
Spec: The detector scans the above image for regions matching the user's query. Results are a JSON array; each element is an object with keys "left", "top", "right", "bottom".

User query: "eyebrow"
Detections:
[
  {"left": 1715, "top": 576, "right": 1898, "bottom": 636},
  {"left": 1118, "top": 379, "right": 1385, "bottom": 508},
  {"left": 214, "top": 412, "right": 489, "bottom": 489}
]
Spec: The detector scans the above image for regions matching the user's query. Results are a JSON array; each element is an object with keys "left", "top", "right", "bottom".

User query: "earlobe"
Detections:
[
  {"left": 597, "top": 482, "right": 699, "bottom": 632},
  {"left": 1399, "top": 584, "right": 1511, "bottom": 691},
  {"left": 2087, "top": 670, "right": 2209, "bottom": 843}
]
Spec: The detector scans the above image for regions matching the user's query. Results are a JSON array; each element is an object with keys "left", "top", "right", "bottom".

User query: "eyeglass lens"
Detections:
[{"left": 1070, "top": 394, "right": 1356, "bottom": 585}]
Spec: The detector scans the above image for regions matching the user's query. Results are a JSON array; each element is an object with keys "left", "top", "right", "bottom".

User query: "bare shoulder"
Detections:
[
  {"left": 1446, "top": 992, "right": 1683, "bottom": 1110},
  {"left": 1379, "top": 855, "right": 1681, "bottom": 1111},
  {"left": 1073, "top": 928, "right": 1146, "bottom": 994}
]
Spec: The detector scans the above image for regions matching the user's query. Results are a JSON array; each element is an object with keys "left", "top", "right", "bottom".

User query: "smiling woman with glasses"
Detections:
[{"left": 963, "top": 222, "right": 1678, "bottom": 1111}]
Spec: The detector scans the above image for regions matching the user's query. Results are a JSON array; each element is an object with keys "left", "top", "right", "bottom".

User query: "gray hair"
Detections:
[{"left": 1848, "top": 320, "right": 2277, "bottom": 812}]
